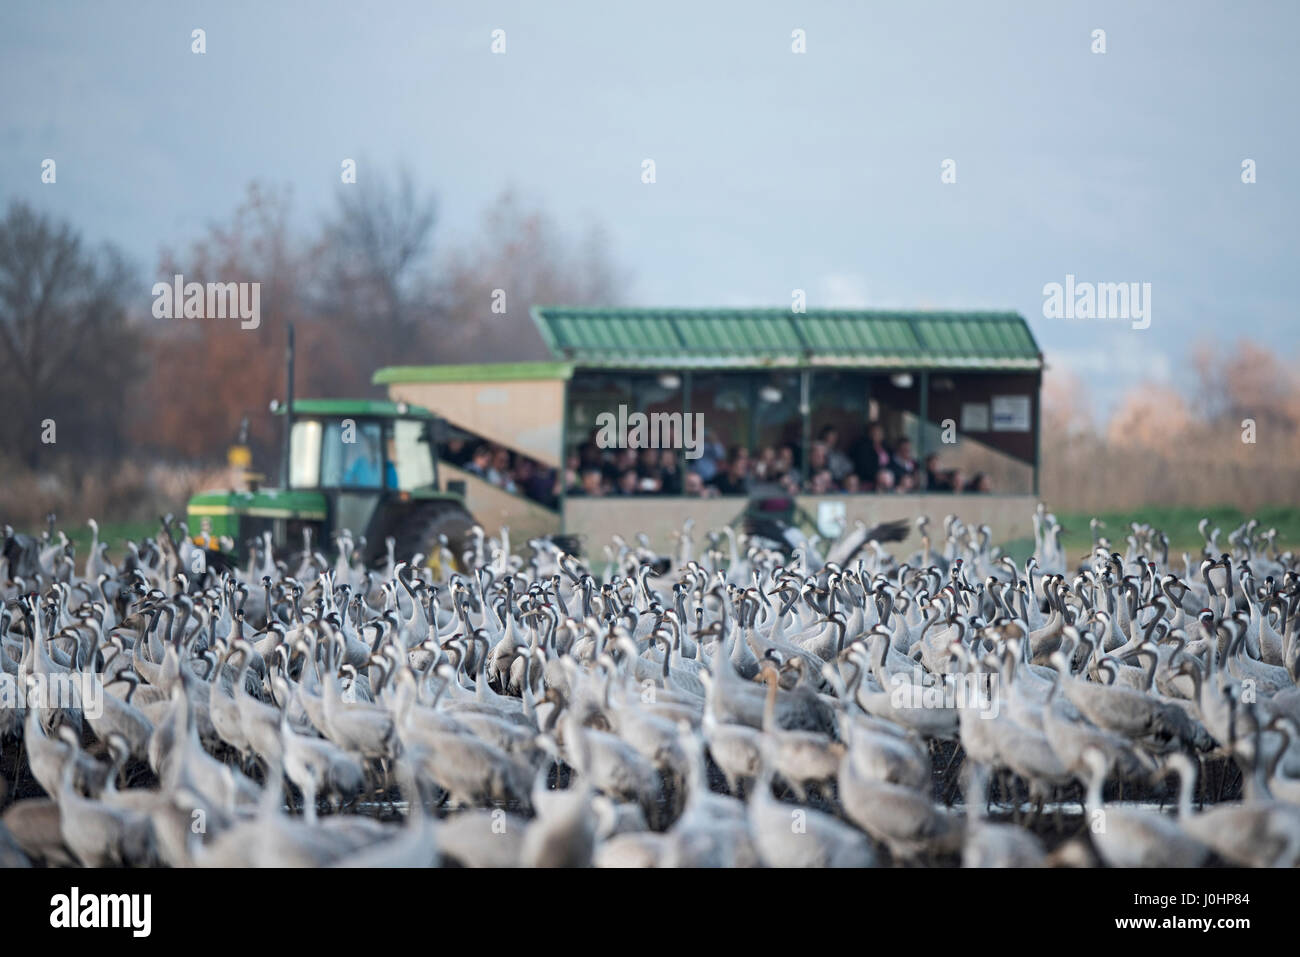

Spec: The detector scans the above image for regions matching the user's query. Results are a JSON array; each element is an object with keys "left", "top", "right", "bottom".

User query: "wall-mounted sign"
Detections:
[
  {"left": 991, "top": 395, "right": 1031, "bottom": 432},
  {"left": 817, "top": 501, "right": 846, "bottom": 539},
  {"left": 960, "top": 403, "right": 990, "bottom": 432}
]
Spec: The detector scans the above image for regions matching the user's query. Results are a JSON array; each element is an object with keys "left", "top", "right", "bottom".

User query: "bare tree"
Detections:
[
  {"left": 313, "top": 167, "right": 437, "bottom": 367},
  {"left": 0, "top": 201, "right": 141, "bottom": 468},
  {"left": 430, "top": 190, "right": 628, "bottom": 362}
]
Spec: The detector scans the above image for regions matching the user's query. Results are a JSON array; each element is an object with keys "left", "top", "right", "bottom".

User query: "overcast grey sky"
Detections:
[{"left": 3, "top": 0, "right": 1296, "bottom": 415}]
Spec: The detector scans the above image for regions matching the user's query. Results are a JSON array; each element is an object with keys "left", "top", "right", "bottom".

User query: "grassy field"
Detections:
[
  {"left": 999, "top": 504, "right": 1300, "bottom": 566},
  {"left": 19, "top": 504, "right": 1300, "bottom": 572},
  {"left": 42, "top": 520, "right": 161, "bottom": 567}
]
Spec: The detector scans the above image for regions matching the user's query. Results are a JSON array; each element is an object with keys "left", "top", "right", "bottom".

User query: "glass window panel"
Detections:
[
  {"left": 392, "top": 419, "right": 435, "bottom": 491},
  {"left": 749, "top": 372, "right": 802, "bottom": 491},
  {"left": 688, "top": 372, "right": 751, "bottom": 494},
  {"left": 806, "top": 371, "right": 924, "bottom": 493},
  {"left": 564, "top": 371, "right": 685, "bottom": 496},
  {"left": 288, "top": 420, "right": 321, "bottom": 488},
  {"left": 809, "top": 372, "right": 871, "bottom": 492},
  {"left": 321, "top": 419, "right": 384, "bottom": 489}
]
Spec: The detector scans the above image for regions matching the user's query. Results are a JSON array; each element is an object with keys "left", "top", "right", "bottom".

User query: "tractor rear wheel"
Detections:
[
  {"left": 411, "top": 501, "right": 476, "bottom": 571},
  {"left": 365, "top": 499, "right": 476, "bottom": 571}
]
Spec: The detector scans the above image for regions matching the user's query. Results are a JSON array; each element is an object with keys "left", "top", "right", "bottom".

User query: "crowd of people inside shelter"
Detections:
[
  {"left": 561, "top": 422, "right": 994, "bottom": 499},
  {"left": 441, "top": 436, "right": 562, "bottom": 509},
  {"left": 441, "top": 421, "right": 994, "bottom": 505}
]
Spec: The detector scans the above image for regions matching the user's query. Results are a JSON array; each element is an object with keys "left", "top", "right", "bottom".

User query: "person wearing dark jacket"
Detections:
[
  {"left": 890, "top": 437, "right": 919, "bottom": 483},
  {"left": 710, "top": 446, "right": 751, "bottom": 496},
  {"left": 852, "top": 422, "right": 892, "bottom": 479},
  {"left": 923, "top": 453, "right": 952, "bottom": 491}
]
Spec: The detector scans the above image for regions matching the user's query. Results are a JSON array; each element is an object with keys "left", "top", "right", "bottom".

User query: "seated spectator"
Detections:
[
  {"left": 541, "top": 467, "right": 561, "bottom": 507},
  {"left": 710, "top": 446, "right": 751, "bottom": 496},
  {"left": 896, "top": 471, "right": 918, "bottom": 493},
  {"left": 818, "top": 426, "right": 855, "bottom": 483},
  {"left": 923, "top": 453, "right": 952, "bottom": 491},
  {"left": 807, "top": 468, "right": 835, "bottom": 494},
  {"left": 693, "top": 430, "right": 727, "bottom": 483},
  {"left": 890, "top": 438, "right": 919, "bottom": 482},
  {"left": 465, "top": 444, "right": 492, "bottom": 479},
  {"left": 514, "top": 458, "right": 556, "bottom": 507},
  {"left": 616, "top": 468, "right": 640, "bottom": 495},
  {"left": 636, "top": 447, "right": 664, "bottom": 493},
  {"left": 568, "top": 467, "right": 605, "bottom": 497},
  {"left": 607, "top": 447, "right": 637, "bottom": 487},
  {"left": 950, "top": 469, "right": 968, "bottom": 493},
  {"left": 443, "top": 436, "right": 473, "bottom": 468},
  {"left": 966, "top": 472, "right": 991, "bottom": 493},
  {"left": 754, "top": 446, "right": 778, "bottom": 481},
  {"left": 684, "top": 471, "right": 716, "bottom": 497},
  {"left": 852, "top": 423, "right": 892, "bottom": 478},
  {"left": 807, "top": 441, "right": 831, "bottom": 476},
  {"left": 489, "top": 446, "right": 518, "bottom": 493},
  {"left": 563, "top": 452, "right": 581, "bottom": 494},
  {"left": 874, "top": 468, "right": 896, "bottom": 492},
  {"left": 776, "top": 444, "right": 797, "bottom": 477},
  {"left": 657, "top": 449, "right": 682, "bottom": 495},
  {"left": 842, "top": 473, "right": 861, "bottom": 494}
]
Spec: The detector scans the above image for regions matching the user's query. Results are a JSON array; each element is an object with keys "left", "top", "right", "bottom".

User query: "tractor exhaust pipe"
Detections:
[{"left": 282, "top": 322, "right": 295, "bottom": 487}]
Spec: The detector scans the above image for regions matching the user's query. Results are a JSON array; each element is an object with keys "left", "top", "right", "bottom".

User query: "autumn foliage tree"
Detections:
[
  {"left": 1042, "top": 340, "right": 1300, "bottom": 511},
  {"left": 134, "top": 185, "right": 317, "bottom": 466},
  {"left": 429, "top": 191, "right": 626, "bottom": 363},
  {"left": 131, "top": 176, "right": 625, "bottom": 479}
]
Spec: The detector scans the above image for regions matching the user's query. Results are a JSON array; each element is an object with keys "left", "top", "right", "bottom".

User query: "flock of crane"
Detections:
[{"left": 1, "top": 507, "right": 1299, "bottom": 868}]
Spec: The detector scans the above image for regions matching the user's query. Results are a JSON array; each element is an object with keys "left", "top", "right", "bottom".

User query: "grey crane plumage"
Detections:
[{"left": 2, "top": 506, "right": 1297, "bottom": 870}]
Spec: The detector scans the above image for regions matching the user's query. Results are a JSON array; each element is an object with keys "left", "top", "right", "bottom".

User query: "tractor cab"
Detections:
[
  {"left": 288, "top": 398, "right": 438, "bottom": 500},
  {"left": 187, "top": 398, "right": 475, "bottom": 569}
]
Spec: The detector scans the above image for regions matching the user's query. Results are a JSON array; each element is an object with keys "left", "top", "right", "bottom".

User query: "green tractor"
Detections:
[
  {"left": 187, "top": 399, "right": 476, "bottom": 572},
  {"left": 185, "top": 330, "right": 477, "bottom": 572}
]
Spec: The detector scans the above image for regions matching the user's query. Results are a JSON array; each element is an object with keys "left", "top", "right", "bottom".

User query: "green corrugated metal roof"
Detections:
[{"left": 531, "top": 307, "right": 1042, "bottom": 370}]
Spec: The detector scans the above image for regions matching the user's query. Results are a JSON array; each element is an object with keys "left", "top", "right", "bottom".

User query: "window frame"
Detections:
[{"left": 288, "top": 415, "right": 439, "bottom": 492}]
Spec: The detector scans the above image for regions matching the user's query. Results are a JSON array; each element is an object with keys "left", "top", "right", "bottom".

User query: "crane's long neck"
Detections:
[
  {"left": 1085, "top": 761, "right": 1106, "bottom": 818},
  {"left": 1176, "top": 761, "right": 1197, "bottom": 820},
  {"left": 761, "top": 670, "right": 778, "bottom": 733}
]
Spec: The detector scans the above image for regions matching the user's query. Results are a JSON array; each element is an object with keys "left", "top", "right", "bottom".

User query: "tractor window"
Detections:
[
  {"left": 321, "top": 419, "right": 384, "bottom": 489},
  {"left": 289, "top": 420, "right": 322, "bottom": 488},
  {"left": 392, "top": 419, "right": 436, "bottom": 491}
]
